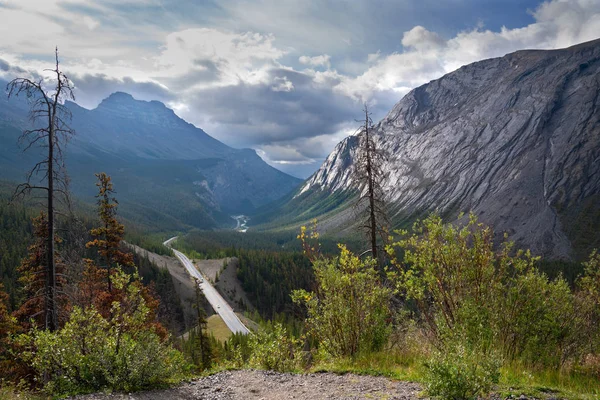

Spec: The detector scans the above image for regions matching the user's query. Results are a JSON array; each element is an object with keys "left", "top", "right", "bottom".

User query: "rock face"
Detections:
[{"left": 301, "top": 39, "right": 600, "bottom": 259}]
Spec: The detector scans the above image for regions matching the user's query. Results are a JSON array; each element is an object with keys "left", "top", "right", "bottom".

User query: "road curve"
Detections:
[{"left": 163, "top": 237, "right": 250, "bottom": 335}]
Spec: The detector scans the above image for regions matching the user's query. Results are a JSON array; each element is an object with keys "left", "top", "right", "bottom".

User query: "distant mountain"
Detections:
[
  {"left": 0, "top": 88, "right": 301, "bottom": 231},
  {"left": 266, "top": 39, "right": 600, "bottom": 260}
]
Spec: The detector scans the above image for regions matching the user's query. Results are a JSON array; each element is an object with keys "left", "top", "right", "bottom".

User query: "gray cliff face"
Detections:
[{"left": 302, "top": 39, "right": 600, "bottom": 259}]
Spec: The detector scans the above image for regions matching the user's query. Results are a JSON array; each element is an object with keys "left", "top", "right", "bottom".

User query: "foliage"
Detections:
[
  {"left": 576, "top": 250, "right": 600, "bottom": 357},
  {"left": 236, "top": 249, "right": 313, "bottom": 318},
  {"left": 292, "top": 245, "right": 392, "bottom": 358},
  {"left": 14, "top": 212, "right": 68, "bottom": 330},
  {"left": 17, "top": 267, "right": 186, "bottom": 395},
  {"left": 387, "top": 213, "right": 583, "bottom": 368},
  {"left": 86, "top": 172, "right": 134, "bottom": 292},
  {"left": 0, "top": 283, "right": 20, "bottom": 379},
  {"left": 0, "top": 192, "right": 34, "bottom": 308},
  {"left": 191, "top": 278, "right": 212, "bottom": 371},
  {"left": 248, "top": 322, "right": 303, "bottom": 372},
  {"left": 425, "top": 344, "right": 501, "bottom": 400},
  {"left": 297, "top": 219, "right": 321, "bottom": 261}
]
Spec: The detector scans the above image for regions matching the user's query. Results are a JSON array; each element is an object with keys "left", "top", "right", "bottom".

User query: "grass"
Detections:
[
  {"left": 206, "top": 314, "right": 233, "bottom": 342},
  {"left": 498, "top": 363, "right": 600, "bottom": 400},
  {"left": 302, "top": 350, "right": 600, "bottom": 400},
  {"left": 0, "top": 385, "right": 45, "bottom": 400},
  {"left": 311, "top": 351, "right": 425, "bottom": 382}
]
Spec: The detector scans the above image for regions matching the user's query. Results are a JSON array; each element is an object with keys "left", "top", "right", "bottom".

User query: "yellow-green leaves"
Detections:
[{"left": 293, "top": 245, "right": 391, "bottom": 358}]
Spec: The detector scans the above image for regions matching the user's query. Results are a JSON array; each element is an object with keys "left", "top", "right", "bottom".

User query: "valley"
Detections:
[{"left": 1, "top": 18, "right": 600, "bottom": 400}]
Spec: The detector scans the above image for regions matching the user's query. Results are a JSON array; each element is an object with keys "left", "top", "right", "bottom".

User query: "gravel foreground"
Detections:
[{"left": 74, "top": 370, "right": 423, "bottom": 399}]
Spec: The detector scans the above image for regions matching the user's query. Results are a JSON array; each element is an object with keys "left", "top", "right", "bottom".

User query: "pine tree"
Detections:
[
  {"left": 86, "top": 173, "right": 133, "bottom": 292},
  {"left": 7, "top": 48, "right": 75, "bottom": 331},
  {"left": 82, "top": 173, "right": 166, "bottom": 338},
  {"left": 352, "top": 104, "right": 389, "bottom": 264},
  {"left": 0, "top": 283, "right": 19, "bottom": 377},
  {"left": 192, "top": 278, "right": 212, "bottom": 370},
  {"left": 14, "top": 212, "right": 67, "bottom": 329}
]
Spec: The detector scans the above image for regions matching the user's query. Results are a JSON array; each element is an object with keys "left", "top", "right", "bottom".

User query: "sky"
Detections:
[{"left": 0, "top": 0, "right": 599, "bottom": 178}]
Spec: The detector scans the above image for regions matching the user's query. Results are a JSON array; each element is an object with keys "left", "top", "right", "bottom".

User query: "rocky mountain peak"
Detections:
[
  {"left": 95, "top": 92, "right": 180, "bottom": 126},
  {"left": 301, "top": 38, "right": 600, "bottom": 259}
]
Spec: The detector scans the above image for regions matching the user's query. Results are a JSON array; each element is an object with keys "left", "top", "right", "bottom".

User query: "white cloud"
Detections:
[
  {"left": 83, "top": 16, "right": 100, "bottom": 31},
  {"left": 401, "top": 26, "right": 445, "bottom": 51},
  {"left": 2, "top": 0, "right": 600, "bottom": 177},
  {"left": 299, "top": 54, "right": 331, "bottom": 68},
  {"left": 155, "top": 28, "right": 286, "bottom": 89},
  {"left": 335, "top": 0, "right": 600, "bottom": 102},
  {"left": 367, "top": 51, "right": 381, "bottom": 63},
  {"left": 271, "top": 76, "right": 294, "bottom": 92}
]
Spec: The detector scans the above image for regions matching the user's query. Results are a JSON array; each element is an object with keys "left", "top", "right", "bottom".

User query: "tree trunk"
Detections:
[
  {"left": 365, "top": 108, "right": 378, "bottom": 261},
  {"left": 47, "top": 118, "right": 57, "bottom": 331}
]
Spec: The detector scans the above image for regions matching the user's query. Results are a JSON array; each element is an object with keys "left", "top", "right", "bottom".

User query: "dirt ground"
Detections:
[{"left": 74, "top": 370, "right": 423, "bottom": 400}]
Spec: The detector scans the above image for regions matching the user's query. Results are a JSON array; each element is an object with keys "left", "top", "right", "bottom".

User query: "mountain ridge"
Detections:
[
  {"left": 287, "top": 38, "right": 600, "bottom": 260},
  {"left": 0, "top": 85, "right": 301, "bottom": 230}
]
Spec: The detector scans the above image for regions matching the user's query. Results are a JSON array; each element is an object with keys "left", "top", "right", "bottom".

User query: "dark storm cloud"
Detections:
[
  {"left": 70, "top": 73, "right": 174, "bottom": 109},
  {"left": 183, "top": 68, "right": 359, "bottom": 148},
  {"left": 157, "top": 59, "right": 222, "bottom": 92},
  {"left": 0, "top": 59, "right": 10, "bottom": 71}
]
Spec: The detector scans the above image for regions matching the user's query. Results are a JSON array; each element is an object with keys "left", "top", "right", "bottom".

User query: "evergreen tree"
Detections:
[
  {"left": 0, "top": 282, "right": 19, "bottom": 378},
  {"left": 13, "top": 212, "right": 67, "bottom": 329},
  {"left": 192, "top": 278, "right": 212, "bottom": 370},
  {"left": 7, "top": 48, "right": 75, "bottom": 331},
  {"left": 352, "top": 104, "right": 389, "bottom": 264},
  {"left": 86, "top": 173, "right": 133, "bottom": 292}
]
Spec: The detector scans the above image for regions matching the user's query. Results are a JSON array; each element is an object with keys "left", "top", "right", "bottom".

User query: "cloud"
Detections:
[
  {"left": 1, "top": 0, "right": 599, "bottom": 178},
  {"left": 83, "top": 16, "right": 100, "bottom": 30},
  {"left": 155, "top": 28, "right": 285, "bottom": 89},
  {"left": 271, "top": 76, "right": 294, "bottom": 92},
  {"left": 0, "top": 59, "right": 10, "bottom": 72},
  {"left": 335, "top": 0, "right": 600, "bottom": 102},
  {"left": 401, "top": 26, "right": 445, "bottom": 51},
  {"left": 299, "top": 54, "right": 331, "bottom": 68},
  {"left": 69, "top": 73, "right": 173, "bottom": 109}
]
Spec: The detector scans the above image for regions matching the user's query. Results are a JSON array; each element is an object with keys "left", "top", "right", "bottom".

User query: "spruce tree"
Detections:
[
  {"left": 193, "top": 278, "right": 212, "bottom": 370},
  {"left": 86, "top": 172, "right": 133, "bottom": 292}
]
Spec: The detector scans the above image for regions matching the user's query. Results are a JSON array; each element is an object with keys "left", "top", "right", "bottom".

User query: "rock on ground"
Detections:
[{"left": 73, "top": 370, "right": 423, "bottom": 400}]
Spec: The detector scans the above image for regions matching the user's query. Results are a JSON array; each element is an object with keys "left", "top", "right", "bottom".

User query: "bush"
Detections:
[
  {"left": 19, "top": 306, "right": 185, "bottom": 396},
  {"left": 248, "top": 322, "right": 302, "bottom": 372},
  {"left": 576, "top": 250, "right": 600, "bottom": 357},
  {"left": 292, "top": 245, "right": 392, "bottom": 358},
  {"left": 387, "top": 214, "right": 583, "bottom": 369},
  {"left": 425, "top": 344, "right": 500, "bottom": 400}
]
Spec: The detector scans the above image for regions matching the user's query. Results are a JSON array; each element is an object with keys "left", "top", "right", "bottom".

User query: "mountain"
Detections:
[
  {"left": 271, "top": 39, "right": 600, "bottom": 260},
  {"left": 0, "top": 88, "right": 301, "bottom": 230}
]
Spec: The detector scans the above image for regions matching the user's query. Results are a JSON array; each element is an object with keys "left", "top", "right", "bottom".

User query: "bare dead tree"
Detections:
[
  {"left": 353, "top": 104, "right": 389, "bottom": 265},
  {"left": 6, "top": 47, "right": 75, "bottom": 331}
]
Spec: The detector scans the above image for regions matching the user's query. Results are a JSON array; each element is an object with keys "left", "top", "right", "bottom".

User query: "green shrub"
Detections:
[
  {"left": 576, "top": 250, "right": 600, "bottom": 357},
  {"left": 425, "top": 344, "right": 500, "bottom": 400},
  {"left": 18, "top": 306, "right": 185, "bottom": 396},
  {"left": 387, "top": 214, "right": 583, "bottom": 369},
  {"left": 292, "top": 245, "right": 392, "bottom": 358},
  {"left": 248, "top": 322, "right": 302, "bottom": 372}
]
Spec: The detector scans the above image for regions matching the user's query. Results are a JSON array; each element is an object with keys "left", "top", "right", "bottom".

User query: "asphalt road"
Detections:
[{"left": 163, "top": 237, "right": 250, "bottom": 335}]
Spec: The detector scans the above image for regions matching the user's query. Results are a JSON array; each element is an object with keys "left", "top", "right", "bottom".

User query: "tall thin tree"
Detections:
[
  {"left": 86, "top": 172, "right": 134, "bottom": 292},
  {"left": 353, "top": 104, "right": 389, "bottom": 264},
  {"left": 7, "top": 48, "right": 75, "bottom": 331}
]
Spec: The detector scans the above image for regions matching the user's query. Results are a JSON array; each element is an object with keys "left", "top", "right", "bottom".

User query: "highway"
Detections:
[{"left": 163, "top": 237, "right": 250, "bottom": 335}]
